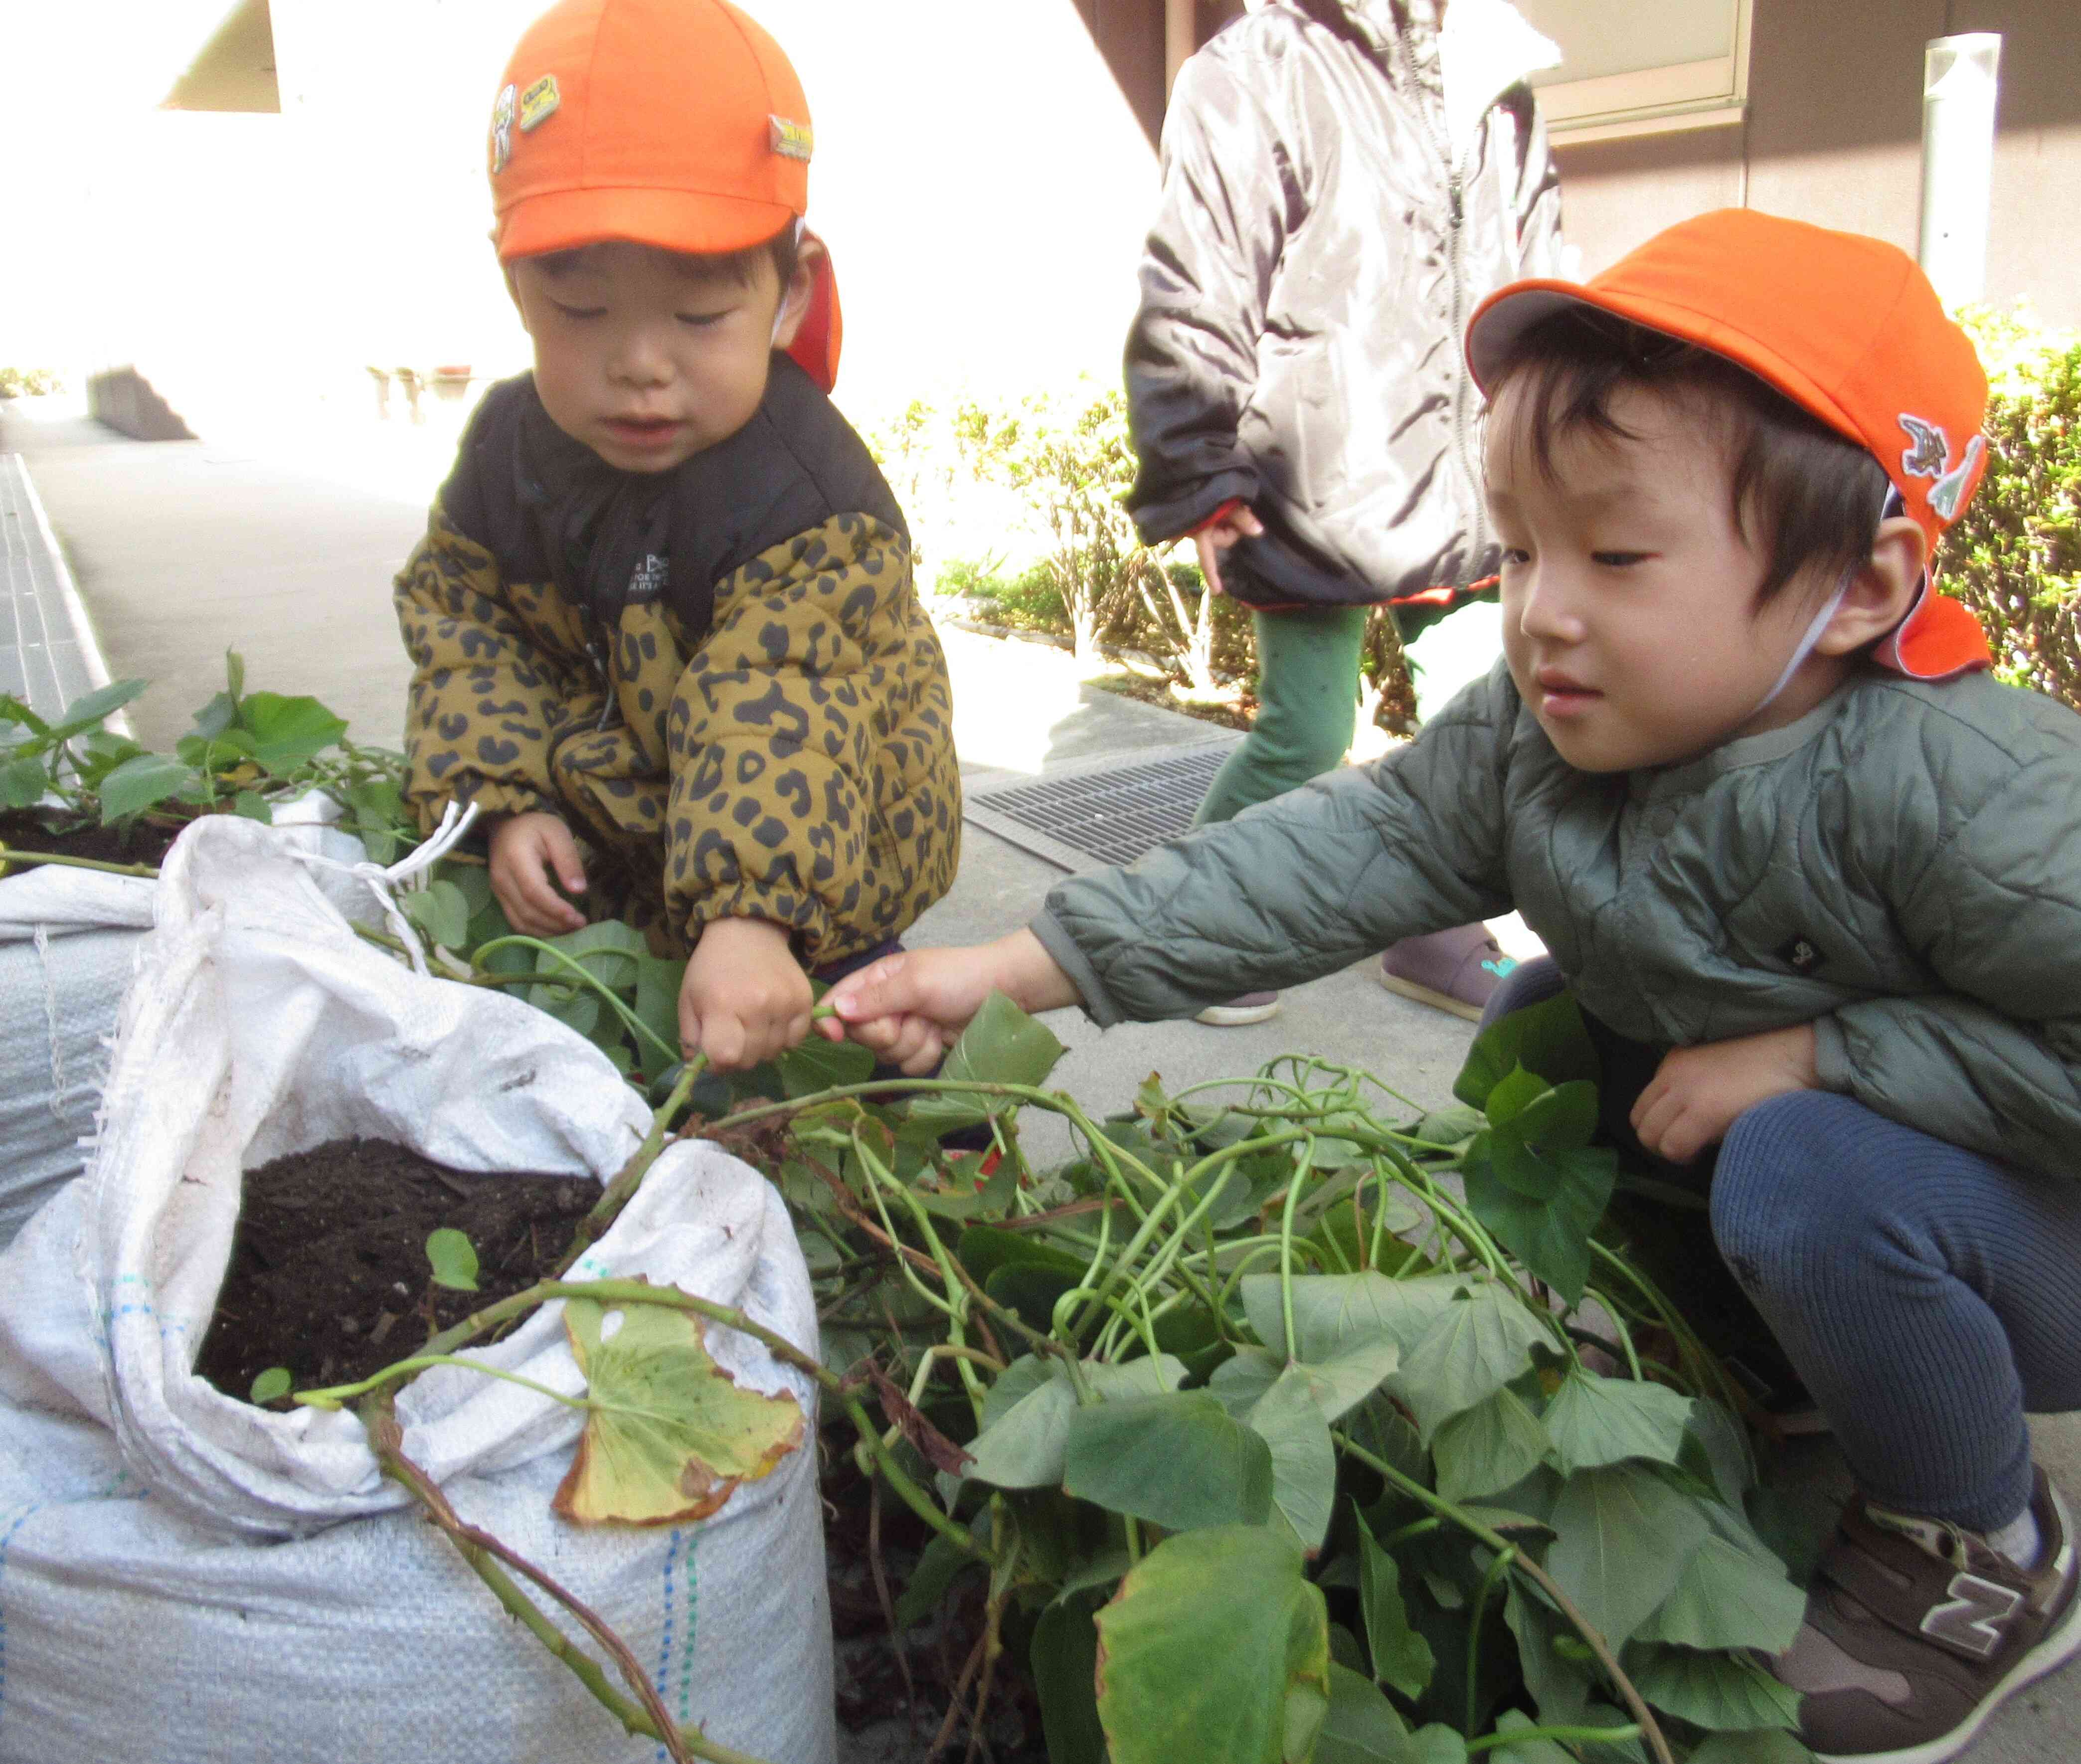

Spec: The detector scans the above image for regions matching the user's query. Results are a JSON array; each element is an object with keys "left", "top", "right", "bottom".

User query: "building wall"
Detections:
[{"left": 1553, "top": 0, "right": 2081, "bottom": 325}]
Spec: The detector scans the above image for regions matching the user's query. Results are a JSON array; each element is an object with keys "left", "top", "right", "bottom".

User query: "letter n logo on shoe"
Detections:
[{"left": 1922, "top": 1573, "right": 2024, "bottom": 1657}]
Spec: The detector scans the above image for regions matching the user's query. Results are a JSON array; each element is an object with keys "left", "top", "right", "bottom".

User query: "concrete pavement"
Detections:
[{"left": 5, "top": 400, "right": 2075, "bottom": 1763}]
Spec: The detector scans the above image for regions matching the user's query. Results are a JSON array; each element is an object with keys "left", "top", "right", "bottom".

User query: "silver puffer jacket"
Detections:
[{"left": 1124, "top": 0, "right": 1564, "bottom": 607}]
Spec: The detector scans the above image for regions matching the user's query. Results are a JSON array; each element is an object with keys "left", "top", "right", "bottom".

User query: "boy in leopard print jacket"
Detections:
[{"left": 394, "top": 0, "right": 959, "bottom": 1071}]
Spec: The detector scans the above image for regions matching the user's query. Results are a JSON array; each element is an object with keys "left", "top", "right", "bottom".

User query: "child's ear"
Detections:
[
  {"left": 1817, "top": 515, "right": 1928, "bottom": 655},
  {"left": 769, "top": 234, "right": 825, "bottom": 353}
]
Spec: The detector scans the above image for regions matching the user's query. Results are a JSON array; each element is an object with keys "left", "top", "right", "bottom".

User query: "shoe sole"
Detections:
[
  {"left": 1815, "top": 1577, "right": 2081, "bottom": 1764},
  {"left": 1194, "top": 1000, "right": 1282, "bottom": 1027},
  {"left": 1377, "top": 971, "right": 1485, "bottom": 1023}
]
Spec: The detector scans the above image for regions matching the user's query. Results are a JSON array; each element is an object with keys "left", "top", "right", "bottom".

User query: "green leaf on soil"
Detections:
[
  {"left": 230, "top": 789, "right": 273, "bottom": 824},
  {"left": 1210, "top": 1339, "right": 1400, "bottom": 1427},
  {"left": 1242, "top": 1270, "right": 1468, "bottom": 1364},
  {"left": 1313, "top": 1662, "right": 1410, "bottom": 1763},
  {"left": 633, "top": 953, "right": 687, "bottom": 1061},
  {"left": 1623, "top": 1642, "right": 1803, "bottom": 1731},
  {"left": 0, "top": 755, "right": 49, "bottom": 808},
  {"left": 895, "top": 1529, "right": 983, "bottom": 1628},
  {"left": 964, "top": 1358, "right": 1078, "bottom": 1489},
  {"left": 554, "top": 1288, "right": 805, "bottom": 1526},
  {"left": 1387, "top": 1284, "right": 1553, "bottom": 1440},
  {"left": 1483, "top": 1065, "right": 1552, "bottom": 1130},
  {"left": 400, "top": 879, "right": 471, "bottom": 951},
  {"left": 1432, "top": 1384, "right": 1553, "bottom": 1502},
  {"left": 1545, "top": 1463, "right": 1712, "bottom": 1650},
  {"left": 98, "top": 751, "right": 197, "bottom": 822},
  {"left": 1684, "top": 1730, "right": 1816, "bottom": 1763},
  {"left": 1355, "top": 1507, "right": 1437, "bottom": 1701},
  {"left": 1063, "top": 1391, "right": 1274, "bottom": 1533},
  {"left": 1454, "top": 991, "right": 1600, "bottom": 1110},
  {"left": 1033, "top": 1598, "right": 1110, "bottom": 1764},
  {"left": 1503, "top": 1581, "right": 1592, "bottom": 1730},
  {"left": 1460, "top": 1132, "right": 1617, "bottom": 1306},
  {"left": 1234, "top": 1362, "right": 1338, "bottom": 1552},
  {"left": 906, "top": 990, "right": 1064, "bottom": 1130},
  {"left": 1541, "top": 1370, "right": 1695, "bottom": 1476},
  {"left": 1410, "top": 1103, "right": 1486, "bottom": 1149},
  {"left": 52, "top": 677, "right": 148, "bottom": 738},
  {"left": 424, "top": 1227, "right": 480, "bottom": 1291},
  {"left": 776, "top": 1031, "right": 876, "bottom": 1097},
  {"left": 249, "top": 1366, "right": 293, "bottom": 1405},
  {"left": 1094, "top": 1525, "right": 1330, "bottom": 1764},
  {"left": 239, "top": 691, "right": 348, "bottom": 774},
  {"left": 1634, "top": 1533, "right": 1806, "bottom": 1654}
]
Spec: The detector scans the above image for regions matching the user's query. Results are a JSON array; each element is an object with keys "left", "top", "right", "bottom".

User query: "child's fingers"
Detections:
[
  {"left": 886, "top": 1017, "right": 946, "bottom": 1075},
  {"left": 827, "top": 952, "right": 927, "bottom": 1025},
  {"left": 536, "top": 819, "right": 589, "bottom": 896}
]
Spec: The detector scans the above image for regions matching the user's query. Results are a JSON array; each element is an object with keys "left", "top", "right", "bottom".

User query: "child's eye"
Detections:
[
  {"left": 1591, "top": 550, "right": 1651, "bottom": 568},
  {"left": 1499, "top": 547, "right": 1531, "bottom": 567},
  {"left": 675, "top": 310, "right": 731, "bottom": 329},
  {"left": 551, "top": 301, "right": 607, "bottom": 321}
]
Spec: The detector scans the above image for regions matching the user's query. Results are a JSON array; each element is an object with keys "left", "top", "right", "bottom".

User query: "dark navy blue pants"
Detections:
[{"left": 1485, "top": 959, "right": 2081, "bottom": 1529}]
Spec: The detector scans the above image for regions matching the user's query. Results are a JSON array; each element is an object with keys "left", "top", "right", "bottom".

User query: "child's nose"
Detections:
[
  {"left": 1514, "top": 568, "right": 1584, "bottom": 642},
  {"left": 607, "top": 327, "right": 675, "bottom": 387}
]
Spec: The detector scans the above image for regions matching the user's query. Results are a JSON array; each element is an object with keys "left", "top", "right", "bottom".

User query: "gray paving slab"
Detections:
[
  {"left": 11, "top": 399, "right": 2075, "bottom": 1763},
  {"left": 0, "top": 450, "right": 101, "bottom": 722}
]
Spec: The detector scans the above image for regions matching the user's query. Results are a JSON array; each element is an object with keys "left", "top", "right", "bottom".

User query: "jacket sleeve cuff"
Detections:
[
  {"left": 687, "top": 886, "right": 834, "bottom": 965},
  {"left": 414, "top": 778, "right": 551, "bottom": 832},
  {"left": 1028, "top": 910, "right": 1123, "bottom": 1027},
  {"left": 1810, "top": 1014, "right": 1852, "bottom": 1094},
  {"left": 1185, "top": 498, "right": 1246, "bottom": 537},
  {"left": 1129, "top": 468, "right": 1262, "bottom": 548}
]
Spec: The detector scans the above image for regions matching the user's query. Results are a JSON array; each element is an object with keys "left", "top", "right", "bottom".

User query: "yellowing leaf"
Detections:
[{"left": 553, "top": 1287, "right": 805, "bottom": 1527}]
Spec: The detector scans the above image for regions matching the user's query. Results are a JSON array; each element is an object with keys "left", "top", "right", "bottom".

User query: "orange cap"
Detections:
[
  {"left": 1466, "top": 209, "right": 1992, "bottom": 680},
  {"left": 488, "top": 0, "right": 842, "bottom": 390}
]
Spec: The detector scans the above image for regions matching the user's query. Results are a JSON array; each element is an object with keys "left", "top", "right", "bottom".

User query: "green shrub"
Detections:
[
  {"left": 1945, "top": 311, "right": 2081, "bottom": 710},
  {"left": 0, "top": 366, "right": 62, "bottom": 399}
]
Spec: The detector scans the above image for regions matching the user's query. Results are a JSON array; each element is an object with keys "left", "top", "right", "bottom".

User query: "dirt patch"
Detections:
[
  {"left": 1085, "top": 666, "right": 1257, "bottom": 732},
  {"left": 193, "top": 1137, "right": 597, "bottom": 1398},
  {"left": 0, "top": 809, "right": 181, "bottom": 869}
]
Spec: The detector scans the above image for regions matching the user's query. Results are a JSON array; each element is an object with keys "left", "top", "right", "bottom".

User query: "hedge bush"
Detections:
[{"left": 1944, "top": 311, "right": 2081, "bottom": 710}]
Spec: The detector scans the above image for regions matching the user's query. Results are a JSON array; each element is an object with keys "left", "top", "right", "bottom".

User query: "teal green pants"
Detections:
[{"left": 1194, "top": 604, "right": 1369, "bottom": 827}]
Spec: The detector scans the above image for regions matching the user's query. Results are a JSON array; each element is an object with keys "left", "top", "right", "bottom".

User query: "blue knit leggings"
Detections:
[{"left": 1486, "top": 959, "right": 2081, "bottom": 1529}]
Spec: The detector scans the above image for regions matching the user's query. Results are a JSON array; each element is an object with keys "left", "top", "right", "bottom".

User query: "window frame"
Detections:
[{"left": 1532, "top": 0, "right": 1752, "bottom": 146}]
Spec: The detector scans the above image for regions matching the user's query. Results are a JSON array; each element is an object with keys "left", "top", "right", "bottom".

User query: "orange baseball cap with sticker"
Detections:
[
  {"left": 487, "top": 0, "right": 842, "bottom": 391},
  {"left": 1466, "top": 208, "right": 1992, "bottom": 680}
]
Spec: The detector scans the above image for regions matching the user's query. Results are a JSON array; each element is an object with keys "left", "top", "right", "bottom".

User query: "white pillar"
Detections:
[{"left": 1917, "top": 33, "right": 2002, "bottom": 308}]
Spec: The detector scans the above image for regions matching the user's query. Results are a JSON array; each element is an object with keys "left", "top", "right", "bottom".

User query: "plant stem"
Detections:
[
  {"left": 1466, "top": 1543, "right": 1517, "bottom": 1736},
  {"left": 298, "top": 1355, "right": 588, "bottom": 1412},
  {"left": 559, "top": 1058, "right": 706, "bottom": 1272},
  {"left": 1332, "top": 1436, "right": 1675, "bottom": 1764},
  {"left": 364, "top": 1400, "right": 769, "bottom": 1764},
  {"left": 0, "top": 848, "right": 160, "bottom": 879}
]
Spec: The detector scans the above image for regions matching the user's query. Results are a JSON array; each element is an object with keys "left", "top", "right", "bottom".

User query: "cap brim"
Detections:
[
  {"left": 1466, "top": 279, "right": 1866, "bottom": 453},
  {"left": 497, "top": 185, "right": 797, "bottom": 261}
]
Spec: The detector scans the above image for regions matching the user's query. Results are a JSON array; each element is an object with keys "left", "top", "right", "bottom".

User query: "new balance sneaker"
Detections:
[
  {"left": 1194, "top": 992, "right": 1281, "bottom": 1027},
  {"left": 1772, "top": 1467, "right": 2081, "bottom": 1763},
  {"left": 1378, "top": 923, "right": 1517, "bottom": 1022}
]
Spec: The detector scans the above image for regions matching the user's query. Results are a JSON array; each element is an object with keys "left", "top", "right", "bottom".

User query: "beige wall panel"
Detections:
[{"left": 1549, "top": 128, "right": 1744, "bottom": 276}]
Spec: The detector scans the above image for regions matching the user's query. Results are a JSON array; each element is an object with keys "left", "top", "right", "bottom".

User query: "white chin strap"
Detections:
[
  {"left": 769, "top": 216, "right": 807, "bottom": 346},
  {"left": 1750, "top": 483, "right": 1901, "bottom": 716}
]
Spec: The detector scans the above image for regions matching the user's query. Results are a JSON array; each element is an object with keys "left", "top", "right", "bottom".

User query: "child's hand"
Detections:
[
  {"left": 681, "top": 918, "right": 813, "bottom": 1072},
  {"left": 1194, "top": 504, "right": 1265, "bottom": 597},
  {"left": 1631, "top": 1024, "right": 1819, "bottom": 1163},
  {"left": 487, "top": 812, "right": 588, "bottom": 936},
  {"left": 816, "top": 930, "right": 1080, "bottom": 1075}
]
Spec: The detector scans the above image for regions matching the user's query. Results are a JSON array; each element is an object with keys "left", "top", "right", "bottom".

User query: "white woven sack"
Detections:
[
  {"left": 0, "top": 817, "right": 834, "bottom": 1764},
  {"left": 0, "top": 796, "right": 365, "bottom": 1251}
]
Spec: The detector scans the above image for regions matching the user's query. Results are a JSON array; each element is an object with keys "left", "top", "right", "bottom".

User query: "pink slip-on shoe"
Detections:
[{"left": 1378, "top": 924, "right": 1517, "bottom": 1022}]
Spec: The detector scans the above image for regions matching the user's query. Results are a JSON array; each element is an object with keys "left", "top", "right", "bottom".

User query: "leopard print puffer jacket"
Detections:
[{"left": 394, "top": 367, "right": 961, "bottom": 965}]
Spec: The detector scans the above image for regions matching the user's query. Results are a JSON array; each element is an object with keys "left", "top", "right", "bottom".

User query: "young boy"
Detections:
[
  {"left": 823, "top": 210, "right": 2081, "bottom": 1762},
  {"left": 395, "top": 0, "right": 960, "bottom": 1073}
]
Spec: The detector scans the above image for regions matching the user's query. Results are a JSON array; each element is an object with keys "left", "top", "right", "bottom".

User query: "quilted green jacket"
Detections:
[{"left": 1034, "top": 662, "right": 2081, "bottom": 1180}]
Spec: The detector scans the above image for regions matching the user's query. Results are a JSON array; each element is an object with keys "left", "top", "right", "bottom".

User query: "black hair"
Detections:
[{"left": 1485, "top": 306, "right": 1890, "bottom": 605}]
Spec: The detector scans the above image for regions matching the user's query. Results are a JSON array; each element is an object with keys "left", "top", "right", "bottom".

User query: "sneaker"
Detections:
[
  {"left": 1772, "top": 1466, "right": 2081, "bottom": 1763},
  {"left": 1195, "top": 992, "right": 1281, "bottom": 1027},
  {"left": 1378, "top": 924, "right": 1517, "bottom": 1022}
]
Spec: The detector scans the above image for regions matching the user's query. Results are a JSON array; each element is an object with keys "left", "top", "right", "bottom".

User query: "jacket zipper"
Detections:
[{"left": 1397, "top": 25, "right": 1491, "bottom": 564}]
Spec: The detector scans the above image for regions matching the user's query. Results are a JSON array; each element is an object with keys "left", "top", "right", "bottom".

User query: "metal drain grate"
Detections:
[{"left": 963, "top": 739, "right": 1240, "bottom": 872}]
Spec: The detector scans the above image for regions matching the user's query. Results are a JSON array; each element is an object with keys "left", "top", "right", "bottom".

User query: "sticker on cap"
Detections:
[
  {"left": 1899, "top": 414, "right": 1986, "bottom": 524},
  {"left": 769, "top": 116, "right": 814, "bottom": 162},
  {"left": 490, "top": 83, "right": 517, "bottom": 175},
  {"left": 518, "top": 74, "right": 560, "bottom": 132}
]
